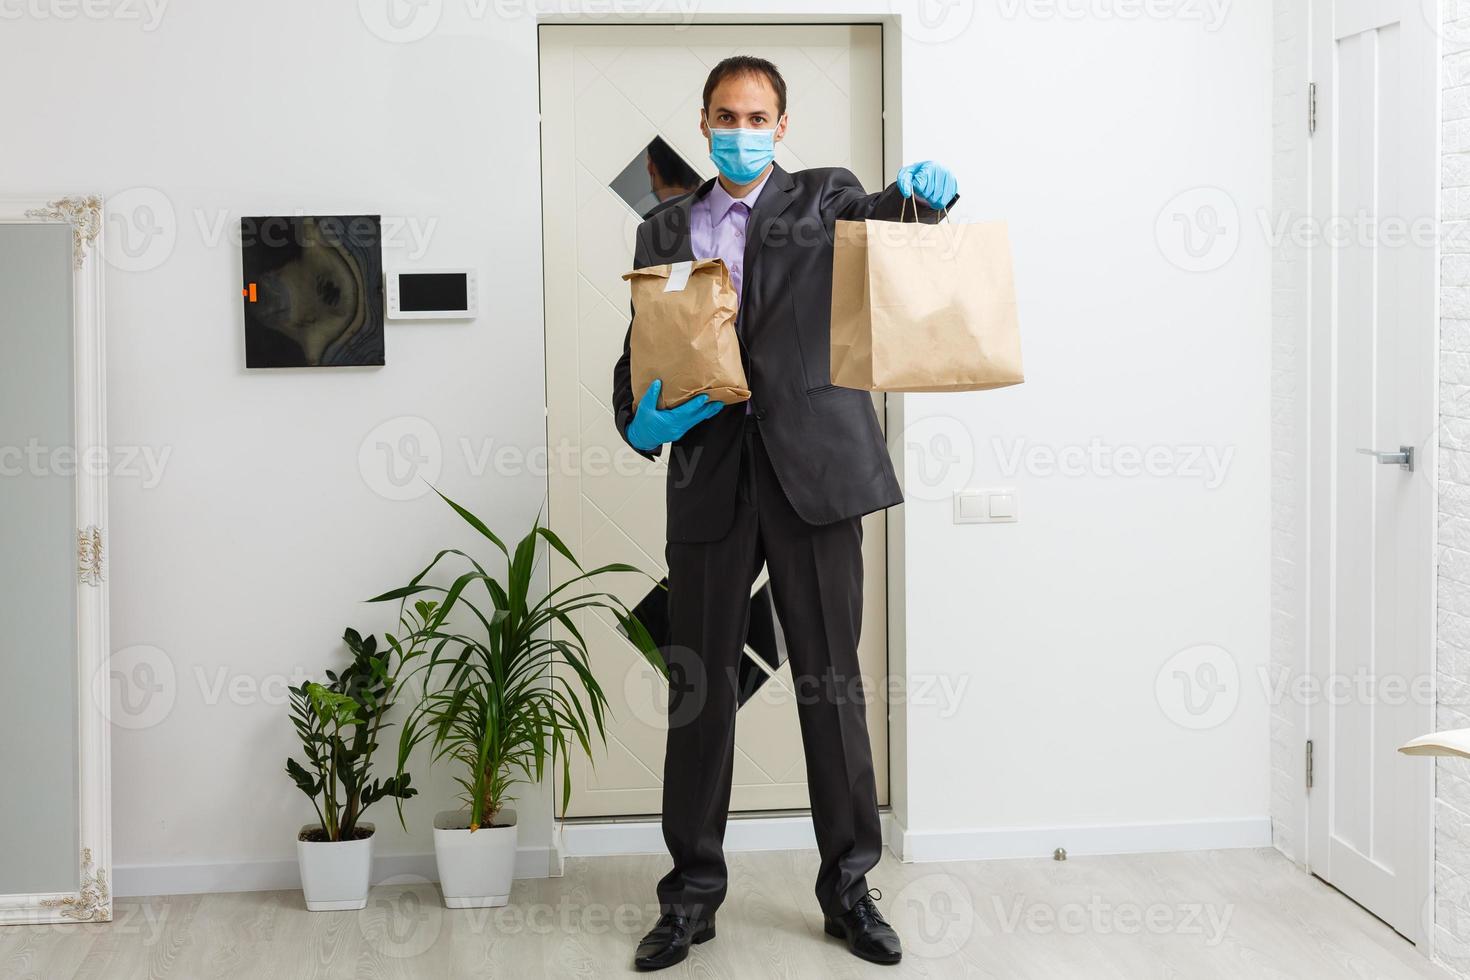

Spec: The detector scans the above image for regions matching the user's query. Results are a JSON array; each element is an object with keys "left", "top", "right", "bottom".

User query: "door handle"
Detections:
[{"left": 1356, "top": 446, "right": 1414, "bottom": 471}]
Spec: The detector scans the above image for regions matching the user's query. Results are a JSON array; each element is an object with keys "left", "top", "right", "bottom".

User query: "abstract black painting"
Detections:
[{"left": 241, "top": 215, "right": 384, "bottom": 367}]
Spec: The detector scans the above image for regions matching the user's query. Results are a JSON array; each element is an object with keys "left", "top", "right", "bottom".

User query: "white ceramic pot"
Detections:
[
  {"left": 295, "top": 823, "right": 374, "bottom": 911},
  {"left": 432, "top": 807, "right": 517, "bottom": 908}
]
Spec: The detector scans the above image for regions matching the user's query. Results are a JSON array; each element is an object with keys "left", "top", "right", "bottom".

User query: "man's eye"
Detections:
[{"left": 752, "top": 117, "right": 766, "bottom": 125}]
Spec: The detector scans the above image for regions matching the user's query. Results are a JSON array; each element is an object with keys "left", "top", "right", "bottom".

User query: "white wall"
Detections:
[
  {"left": 889, "top": 3, "right": 1273, "bottom": 853},
  {"left": 3, "top": 0, "right": 1273, "bottom": 891},
  {"left": 5, "top": 2, "right": 558, "bottom": 890}
]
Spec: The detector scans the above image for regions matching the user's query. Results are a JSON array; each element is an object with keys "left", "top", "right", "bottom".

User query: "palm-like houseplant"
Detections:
[{"left": 370, "top": 489, "right": 664, "bottom": 907}]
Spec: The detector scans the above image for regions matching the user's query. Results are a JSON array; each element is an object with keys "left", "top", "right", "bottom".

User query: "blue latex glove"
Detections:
[
  {"left": 896, "top": 161, "right": 958, "bottom": 210},
  {"left": 625, "top": 379, "right": 725, "bottom": 452}
]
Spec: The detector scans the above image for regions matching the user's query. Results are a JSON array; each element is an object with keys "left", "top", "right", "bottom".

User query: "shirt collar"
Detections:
[{"left": 706, "top": 171, "right": 771, "bottom": 225}]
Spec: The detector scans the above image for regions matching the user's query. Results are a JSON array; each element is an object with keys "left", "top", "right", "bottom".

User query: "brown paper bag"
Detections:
[
  {"left": 830, "top": 217, "right": 1024, "bottom": 392},
  {"left": 623, "top": 259, "right": 751, "bottom": 409}
]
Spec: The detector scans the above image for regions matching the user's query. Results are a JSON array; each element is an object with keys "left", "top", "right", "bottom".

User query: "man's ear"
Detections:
[
  {"left": 699, "top": 108, "right": 710, "bottom": 141},
  {"left": 775, "top": 113, "right": 788, "bottom": 143}
]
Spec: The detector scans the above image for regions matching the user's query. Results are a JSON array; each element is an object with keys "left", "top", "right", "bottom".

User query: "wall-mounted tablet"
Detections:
[{"left": 386, "top": 269, "right": 477, "bottom": 320}]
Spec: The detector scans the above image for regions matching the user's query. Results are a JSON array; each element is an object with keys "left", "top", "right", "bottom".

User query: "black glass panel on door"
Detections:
[{"left": 609, "top": 136, "right": 703, "bottom": 219}]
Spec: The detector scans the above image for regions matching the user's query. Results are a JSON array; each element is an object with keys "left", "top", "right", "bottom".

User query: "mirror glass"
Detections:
[{"left": 0, "top": 222, "right": 80, "bottom": 894}]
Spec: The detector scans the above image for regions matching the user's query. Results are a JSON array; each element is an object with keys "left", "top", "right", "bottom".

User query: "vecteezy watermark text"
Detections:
[
  {"left": 0, "top": 441, "right": 171, "bottom": 489},
  {"left": 995, "top": 0, "right": 1232, "bottom": 30},
  {"left": 0, "top": 0, "right": 168, "bottom": 30},
  {"left": 993, "top": 437, "right": 1234, "bottom": 489}
]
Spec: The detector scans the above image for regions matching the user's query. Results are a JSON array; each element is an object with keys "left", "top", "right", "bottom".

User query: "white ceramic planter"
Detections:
[
  {"left": 295, "top": 823, "right": 374, "bottom": 911},
  {"left": 433, "top": 808, "right": 517, "bottom": 908}
]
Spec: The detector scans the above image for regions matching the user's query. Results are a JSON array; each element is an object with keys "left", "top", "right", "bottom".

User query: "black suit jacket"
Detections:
[{"left": 612, "top": 164, "right": 949, "bottom": 544}]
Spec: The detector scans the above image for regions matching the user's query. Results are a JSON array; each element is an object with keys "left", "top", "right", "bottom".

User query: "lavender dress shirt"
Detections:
[{"left": 690, "top": 173, "right": 769, "bottom": 413}]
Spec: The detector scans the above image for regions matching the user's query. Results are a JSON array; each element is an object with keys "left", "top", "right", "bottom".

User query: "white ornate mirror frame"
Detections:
[{"left": 0, "top": 196, "right": 112, "bottom": 924}]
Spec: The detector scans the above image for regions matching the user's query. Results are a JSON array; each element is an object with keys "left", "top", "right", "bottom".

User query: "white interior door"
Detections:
[
  {"left": 539, "top": 24, "right": 888, "bottom": 818},
  {"left": 1307, "top": 0, "right": 1437, "bottom": 943}
]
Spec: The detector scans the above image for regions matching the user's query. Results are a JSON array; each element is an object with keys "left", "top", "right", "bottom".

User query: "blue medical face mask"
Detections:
[{"left": 708, "top": 127, "right": 776, "bottom": 185}]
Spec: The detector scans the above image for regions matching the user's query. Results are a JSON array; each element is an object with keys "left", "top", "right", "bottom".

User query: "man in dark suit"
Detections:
[{"left": 610, "top": 55, "right": 958, "bottom": 971}]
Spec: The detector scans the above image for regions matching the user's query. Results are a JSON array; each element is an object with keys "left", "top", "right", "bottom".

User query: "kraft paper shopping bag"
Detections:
[
  {"left": 830, "top": 215, "right": 1024, "bottom": 392},
  {"left": 623, "top": 259, "right": 751, "bottom": 409}
]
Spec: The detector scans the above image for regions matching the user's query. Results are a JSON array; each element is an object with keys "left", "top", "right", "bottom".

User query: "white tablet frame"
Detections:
[{"left": 386, "top": 267, "right": 478, "bottom": 320}]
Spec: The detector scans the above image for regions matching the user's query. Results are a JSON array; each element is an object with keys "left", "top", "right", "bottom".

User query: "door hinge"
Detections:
[
  {"left": 1308, "top": 82, "right": 1317, "bottom": 136},
  {"left": 1305, "top": 739, "right": 1314, "bottom": 790}
]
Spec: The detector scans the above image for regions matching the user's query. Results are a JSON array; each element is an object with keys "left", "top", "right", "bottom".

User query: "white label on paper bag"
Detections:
[{"left": 663, "top": 261, "right": 693, "bottom": 293}]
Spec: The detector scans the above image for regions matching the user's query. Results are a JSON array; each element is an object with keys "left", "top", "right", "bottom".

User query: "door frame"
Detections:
[
  {"left": 1299, "top": 0, "right": 1439, "bottom": 948},
  {"left": 534, "top": 10, "right": 916, "bottom": 853}
]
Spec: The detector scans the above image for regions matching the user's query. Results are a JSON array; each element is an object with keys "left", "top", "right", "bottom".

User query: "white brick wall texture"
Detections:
[{"left": 1444, "top": 4, "right": 1470, "bottom": 973}]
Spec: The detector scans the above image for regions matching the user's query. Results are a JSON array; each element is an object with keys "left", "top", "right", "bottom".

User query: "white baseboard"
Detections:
[
  {"left": 114, "top": 846, "right": 558, "bottom": 899},
  {"left": 113, "top": 816, "right": 1271, "bottom": 897},
  {"left": 891, "top": 816, "right": 1273, "bottom": 863}
]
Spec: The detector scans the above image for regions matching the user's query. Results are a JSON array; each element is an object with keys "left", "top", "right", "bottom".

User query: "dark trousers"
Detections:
[{"left": 657, "top": 415, "right": 883, "bottom": 919}]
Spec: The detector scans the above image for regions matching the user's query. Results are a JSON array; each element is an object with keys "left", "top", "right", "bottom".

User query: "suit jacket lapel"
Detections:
[{"left": 742, "top": 164, "right": 797, "bottom": 276}]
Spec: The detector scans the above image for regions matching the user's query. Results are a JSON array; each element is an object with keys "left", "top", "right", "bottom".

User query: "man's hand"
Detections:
[
  {"left": 896, "top": 161, "right": 958, "bottom": 210},
  {"left": 625, "top": 379, "right": 725, "bottom": 452}
]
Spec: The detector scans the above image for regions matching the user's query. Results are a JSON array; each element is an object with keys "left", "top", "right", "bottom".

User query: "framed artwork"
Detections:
[{"left": 240, "top": 215, "right": 384, "bottom": 367}]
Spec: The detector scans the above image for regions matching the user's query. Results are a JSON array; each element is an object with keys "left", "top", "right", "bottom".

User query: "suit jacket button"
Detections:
[{"left": 755, "top": 409, "right": 767, "bottom": 421}]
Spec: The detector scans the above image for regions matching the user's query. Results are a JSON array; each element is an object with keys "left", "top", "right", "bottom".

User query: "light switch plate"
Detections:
[
  {"left": 953, "top": 489, "right": 1019, "bottom": 524},
  {"left": 956, "top": 492, "right": 987, "bottom": 521}
]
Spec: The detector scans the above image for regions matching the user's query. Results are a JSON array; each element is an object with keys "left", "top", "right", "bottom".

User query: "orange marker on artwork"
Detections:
[{"left": 242, "top": 282, "right": 257, "bottom": 302}]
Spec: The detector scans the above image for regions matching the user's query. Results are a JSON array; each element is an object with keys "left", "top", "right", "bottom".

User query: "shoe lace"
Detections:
[
  {"left": 851, "top": 887, "right": 887, "bottom": 926},
  {"left": 655, "top": 912, "right": 692, "bottom": 936}
]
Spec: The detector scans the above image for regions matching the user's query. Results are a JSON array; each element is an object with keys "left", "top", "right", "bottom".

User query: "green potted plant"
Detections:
[
  {"left": 286, "top": 628, "right": 417, "bottom": 911},
  {"left": 371, "top": 489, "right": 663, "bottom": 908}
]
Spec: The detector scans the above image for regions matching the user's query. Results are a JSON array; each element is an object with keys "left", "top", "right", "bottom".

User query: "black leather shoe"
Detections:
[
  {"left": 634, "top": 912, "right": 716, "bottom": 971},
  {"left": 824, "top": 888, "right": 902, "bottom": 965}
]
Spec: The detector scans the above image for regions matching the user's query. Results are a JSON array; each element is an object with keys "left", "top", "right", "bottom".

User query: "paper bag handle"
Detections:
[{"left": 900, "top": 194, "right": 949, "bottom": 224}]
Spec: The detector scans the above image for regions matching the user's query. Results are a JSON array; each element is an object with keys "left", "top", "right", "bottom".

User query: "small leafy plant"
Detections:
[
  {"left": 286, "top": 628, "right": 418, "bottom": 842},
  {"left": 371, "top": 489, "right": 664, "bottom": 832}
]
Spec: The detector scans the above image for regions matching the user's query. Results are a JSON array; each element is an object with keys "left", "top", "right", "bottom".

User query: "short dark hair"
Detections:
[
  {"left": 645, "top": 136, "right": 699, "bottom": 189},
  {"left": 702, "top": 56, "right": 787, "bottom": 117}
]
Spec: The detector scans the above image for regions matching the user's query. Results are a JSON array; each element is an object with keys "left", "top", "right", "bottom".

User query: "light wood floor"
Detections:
[{"left": 1, "top": 847, "right": 1447, "bottom": 979}]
